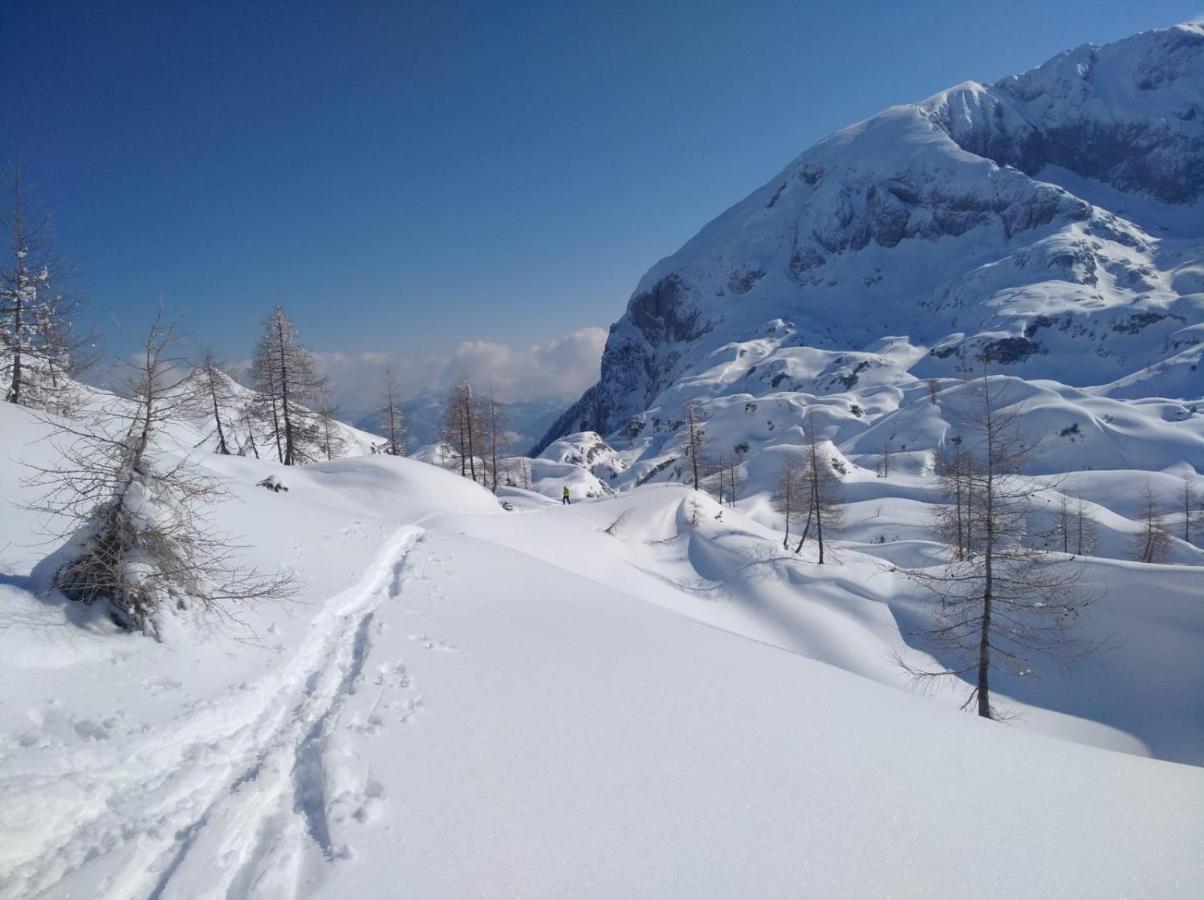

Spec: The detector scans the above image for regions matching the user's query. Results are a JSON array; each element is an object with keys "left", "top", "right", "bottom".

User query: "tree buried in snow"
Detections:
[
  {"left": 904, "top": 374, "right": 1099, "bottom": 719},
  {"left": 25, "top": 310, "right": 292, "bottom": 639}
]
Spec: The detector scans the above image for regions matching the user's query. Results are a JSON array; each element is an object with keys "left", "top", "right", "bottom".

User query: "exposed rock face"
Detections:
[{"left": 534, "top": 23, "right": 1204, "bottom": 455}]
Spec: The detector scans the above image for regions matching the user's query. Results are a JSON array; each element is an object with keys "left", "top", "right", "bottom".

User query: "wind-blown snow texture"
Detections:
[
  {"left": 537, "top": 23, "right": 1204, "bottom": 452},
  {"left": 2, "top": 397, "right": 1202, "bottom": 898}
]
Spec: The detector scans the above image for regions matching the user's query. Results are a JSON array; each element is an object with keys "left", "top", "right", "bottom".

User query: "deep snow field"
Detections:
[{"left": 1, "top": 396, "right": 1203, "bottom": 899}]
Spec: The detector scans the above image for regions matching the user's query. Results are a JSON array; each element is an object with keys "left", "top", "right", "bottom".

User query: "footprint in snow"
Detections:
[
  {"left": 406, "top": 633, "right": 457, "bottom": 652},
  {"left": 373, "top": 661, "right": 410, "bottom": 688}
]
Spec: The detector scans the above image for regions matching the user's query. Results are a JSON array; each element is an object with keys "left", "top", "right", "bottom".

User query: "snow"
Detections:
[
  {"left": 3, "top": 19, "right": 1204, "bottom": 900},
  {"left": 2, "top": 393, "right": 1203, "bottom": 897}
]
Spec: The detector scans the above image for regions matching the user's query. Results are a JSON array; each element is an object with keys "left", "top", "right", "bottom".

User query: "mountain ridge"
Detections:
[{"left": 535, "top": 21, "right": 1204, "bottom": 456}]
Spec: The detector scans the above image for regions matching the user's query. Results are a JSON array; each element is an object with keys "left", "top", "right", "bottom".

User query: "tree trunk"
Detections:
[
  {"left": 210, "top": 382, "right": 229, "bottom": 454},
  {"left": 6, "top": 248, "right": 24, "bottom": 404},
  {"left": 276, "top": 317, "right": 295, "bottom": 465},
  {"left": 814, "top": 471, "right": 825, "bottom": 565}
]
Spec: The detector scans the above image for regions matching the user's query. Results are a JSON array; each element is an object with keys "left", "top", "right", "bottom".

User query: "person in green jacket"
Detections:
[{"left": 561, "top": 485, "right": 571, "bottom": 505}]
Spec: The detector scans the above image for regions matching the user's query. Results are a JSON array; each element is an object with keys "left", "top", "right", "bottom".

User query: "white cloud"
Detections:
[
  {"left": 440, "top": 327, "right": 607, "bottom": 402},
  {"left": 305, "top": 326, "right": 607, "bottom": 417}
]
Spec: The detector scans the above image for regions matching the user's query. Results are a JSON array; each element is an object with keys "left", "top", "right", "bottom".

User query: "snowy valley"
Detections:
[{"left": 1, "top": 17, "right": 1203, "bottom": 900}]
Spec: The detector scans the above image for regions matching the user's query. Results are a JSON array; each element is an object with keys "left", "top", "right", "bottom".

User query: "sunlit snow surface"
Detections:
[{"left": 1, "top": 398, "right": 1201, "bottom": 898}]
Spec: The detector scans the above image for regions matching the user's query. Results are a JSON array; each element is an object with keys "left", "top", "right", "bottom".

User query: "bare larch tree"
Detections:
[
  {"left": 379, "top": 366, "right": 406, "bottom": 456},
  {"left": 904, "top": 374, "right": 1096, "bottom": 719},
  {"left": 485, "top": 387, "right": 506, "bottom": 493},
  {"left": 189, "top": 347, "right": 236, "bottom": 454},
  {"left": 684, "top": 404, "right": 704, "bottom": 491},
  {"left": 316, "top": 390, "right": 347, "bottom": 461},
  {"left": 1133, "top": 481, "right": 1171, "bottom": 564},
  {"left": 251, "top": 305, "right": 325, "bottom": 465},
  {"left": 1181, "top": 479, "right": 1202, "bottom": 546},
  {"left": 774, "top": 455, "right": 803, "bottom": 550},
  {"left": 442, "top": 376, "right": 485, "bottom": 484},
  {"left": 795, "top": 411, "right": 843, "bottom": 563}
]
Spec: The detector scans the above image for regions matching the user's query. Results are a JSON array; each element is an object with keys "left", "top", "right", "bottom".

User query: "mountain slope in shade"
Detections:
[{"left": 537, "top": 22, "right": 1204, "bottom": 453}]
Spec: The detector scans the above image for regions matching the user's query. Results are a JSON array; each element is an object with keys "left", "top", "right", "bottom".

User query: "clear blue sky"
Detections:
[{"left": 2, "top": 0, "right": 1199, "bottom": 401}]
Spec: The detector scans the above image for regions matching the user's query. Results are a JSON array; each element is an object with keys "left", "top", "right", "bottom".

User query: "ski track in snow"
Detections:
[{"left": 0, "top": 526, "right": 425, "bottom": 900}]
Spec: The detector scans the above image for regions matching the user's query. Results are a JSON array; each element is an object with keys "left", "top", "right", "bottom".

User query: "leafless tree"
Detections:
[
  {"left": 442, "top": 376, "right": 488, "bottom": 484},
  {"left": 880, "top": 437, "right": 893, "bottom": 478},
  {"left": 1, "top": 167, "right": 92, "bottom": 412},
  {"left": 189, "top": 347, "right": 236, "bottom": 454},
  {"left": 251, "top": 305, "right": 325, "bottom": 465},
  {"left": 316, "top": 391, "right": 347, "bottom": 461},
  {"left": 774, "top": 455, "right": 803, "bottom": 550},
  {"left": 1181, "top": 479, "right": 1202, "bottom": 546},
  {"left": 1053, "top": 494, "right": 1072, "bottom": 554},
  {"left": 23, "top": 309, "right": 291, "bottom": 640},
  {"left": 236, "top": 401, "right": 261, "bottom": 459},
  {"left": 794, "top": 411, "right": 843, "bottom": 563},
  {"left": 484, "top": 387, "right": 507, "bottom": 492},
  {"left": 684, "top": 404, "right": 704, "bottom": 491},
  {"left": 1072, "top": 495, "right": 1098, "bottom": 556},
  {"left": 1049, "top": 492, "right": 1098, "bottom": 557},
  {"left": 726, "top": 452, "right": 741, "bottom": 506},
  {"left": 379, "top": 366, "right": 406, "bottom": 457},
  {"left": 903, "top": 374, "right": 1096, "bottom": 719},
  {"left": 1133, "top": 481, "right": 1172, "bottom": 564},
  {"left": 934, "top": 438, "right": 975, "bottom": 560}
]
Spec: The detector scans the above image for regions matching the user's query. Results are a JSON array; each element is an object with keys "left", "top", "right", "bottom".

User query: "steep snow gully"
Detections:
[{"left": 1, "top": 527, "right": 423, "bottom": 900}]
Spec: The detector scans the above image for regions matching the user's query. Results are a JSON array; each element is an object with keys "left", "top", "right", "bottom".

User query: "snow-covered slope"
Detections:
[
  {"left": 2, "top": 397, "right": 1202, "bottom": 897},
  {"left": 538, "top": 22, "right": 1204, "bottom": 452}
]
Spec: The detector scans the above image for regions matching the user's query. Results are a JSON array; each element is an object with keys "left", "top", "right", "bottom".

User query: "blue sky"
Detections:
[{"left": 2, "top": 0, "right": 1199, "bottom": 407}]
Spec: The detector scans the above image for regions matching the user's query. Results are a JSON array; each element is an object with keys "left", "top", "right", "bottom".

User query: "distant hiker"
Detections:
[{"left": 562, "top": 485, "right": 571, "bottom": 505}]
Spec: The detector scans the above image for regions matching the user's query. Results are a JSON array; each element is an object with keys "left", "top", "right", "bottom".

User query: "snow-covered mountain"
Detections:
[{"left": 537, "top": 22, "right": 1204, "bottom": 453}]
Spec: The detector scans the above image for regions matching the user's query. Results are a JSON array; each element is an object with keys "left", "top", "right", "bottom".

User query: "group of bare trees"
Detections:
[
  {"left": 0, "top": 171, "right": 340, "bottom": 639},
  {"left": 440, "top": 376, "right": 507, "bottom": 492},
  {"left": 16, "top": 302, "right": 340, "bottom": 640},
  {"left": 1131, "top": 479, "right": 1202, "bottom": 563},
  {"left": 1051, "top": 493, "right": 1098, "bottom": 556},
  {"left": 907, "top": 375, "right": 1099, "bottom": 719},
  {"left": 25, "top": 310, "right": 291, "bottom": 639}
]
